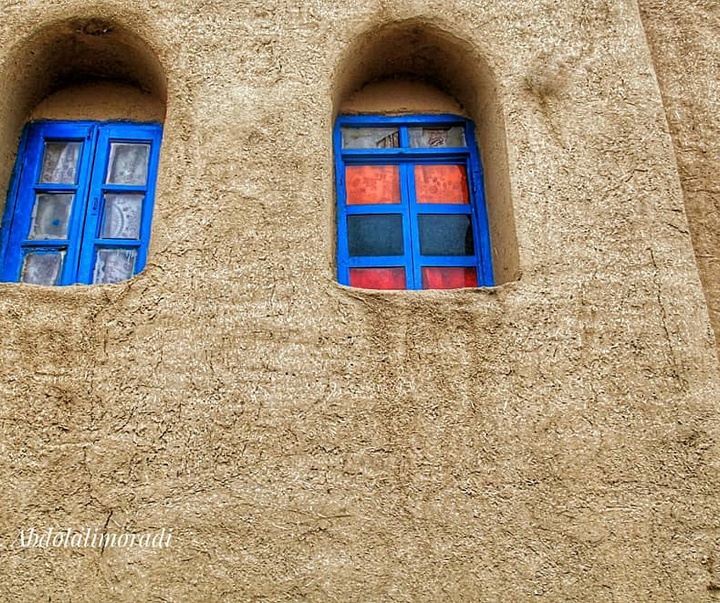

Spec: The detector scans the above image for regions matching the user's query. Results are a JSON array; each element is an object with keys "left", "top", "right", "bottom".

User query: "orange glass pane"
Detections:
[
  {"left": 414, "top": 165, "right": 469, "bottom": 204},
  {"left": 346, "top": 165, "right": 400, "bottom": 205},
  {"left": 422, "top": 266, "right": 477, "bottom": 289},
  {"left": 349, "top": 267, "right": 406, "bottom": 290}
]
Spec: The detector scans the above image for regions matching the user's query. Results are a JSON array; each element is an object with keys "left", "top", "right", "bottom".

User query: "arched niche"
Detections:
[
  {"left": 0, "top": 17, "right": 167, "bottom": 215},
  {"left": 333, "top": 20, "right": 519, "bottom": 284}
]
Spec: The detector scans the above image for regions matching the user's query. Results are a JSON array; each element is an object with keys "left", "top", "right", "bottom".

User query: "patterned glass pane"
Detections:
[
  {"left": 106, "top": 143, "right": 150, "bottom": 185},
  {"left": 408, "top": 127, "right": 465, "bottom": 148},
  {"left": 346, "top": 165, "right": 400, "bottom": 205},
  {"left": 101, "top": 194, "right": 144, "bottom": 239},
  {"left": 418, "top": 214, "right": 475, "bottom": 256},
  {"left": 40, "top": 142, "right": 81, "bottom": 184},
  {"left": 349, "top": 267, "right": 406, "bottom": 290},
  {"left": 348, "top": 214, "right": 404, "bottom": 256},
  {"left": 27, "top": 194, "right": 73, "bottom": 240},
  {"left": 20, "top": 251, "right": 64, "bottom": 285},
  {"left": 341, "top": 127, "right": 399, "bottom": 149},
  {"left": 93, "top": 249, "right": 137, "bottom": 284},
  {"left": 415, "top": 165, "right": 469, "bottom": 204},
  {"left": 422, "top": 266, "right": 477, "bottom": 289}
]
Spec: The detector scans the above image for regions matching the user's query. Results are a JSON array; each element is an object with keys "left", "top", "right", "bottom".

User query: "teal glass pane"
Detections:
[
  {"left": 418, "top": 214, "right": 474, "bottom": 256},
  {"left": 348, "top": 214, "right": 404, "bottom": 256}
]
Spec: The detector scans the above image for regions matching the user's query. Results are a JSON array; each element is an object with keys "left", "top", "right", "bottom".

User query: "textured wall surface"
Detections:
[
  {"left": 0, "top": 1, "right": 719, "bottom": 601},
  {"left": 639, "top": 0, "right": 720, "bottom": 344}
]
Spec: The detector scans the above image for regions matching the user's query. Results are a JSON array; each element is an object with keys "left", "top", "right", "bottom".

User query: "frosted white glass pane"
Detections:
[
  {"left": 106, "top": 143, "right": 150, "bottom": 185},
  {"left": 408, "top": 127, "right": 466, "bottom": 148},
  {"left": 27, "top": 194, "right": 73, "bottom": 240},
  {"left": 40, "top": 142, "right": 81, "bottom": 184},
  {"left": 93, "top": 249, "right": 137, "bottom": 284},
  {"left": 21, "top": 252, "right": 64, "bottom": 285},
  {"left": 101, "top": 194, "right": 143, "bottom": 239},
  {"left": 341, "top": 127, "right": 399, "bottom": 149}
]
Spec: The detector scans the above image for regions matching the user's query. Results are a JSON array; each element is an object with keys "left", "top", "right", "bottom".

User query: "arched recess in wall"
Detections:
[
  {"left": 333, "top": 20, "right": 519, "bottom": 285},
  {"left": 0, "top": 17, "right": 167, "bottom": 216},
  {"left": 0, "top": 17, "right": 167, "bottom": 285}
]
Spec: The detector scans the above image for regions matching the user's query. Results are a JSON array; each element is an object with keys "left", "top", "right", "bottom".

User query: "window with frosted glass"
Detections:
[
  {"left": 335, "top": 115, "right": 493, "bottom": 290},
  {"left": 0, "top": 121, "right": 162, "bottom": 285}
]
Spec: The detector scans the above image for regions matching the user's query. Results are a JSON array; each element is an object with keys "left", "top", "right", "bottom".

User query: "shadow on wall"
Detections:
[
  {"left": 333, "top": 19, "right": 519, "bottom": 284},
  {"left": 0, "top": 17, "right": 167, "bottom": 215}
]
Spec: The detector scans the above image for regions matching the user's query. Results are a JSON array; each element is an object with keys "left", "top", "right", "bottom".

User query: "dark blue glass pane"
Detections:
[
  {"left": 348, "top": 214, "right": 404, "bottom": 256},
  {"left": 418, "top": 214, "right": 475, "bottom": 256}
]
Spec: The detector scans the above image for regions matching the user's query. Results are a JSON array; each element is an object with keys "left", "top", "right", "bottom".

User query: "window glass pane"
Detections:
[
  {"left": 346, "top": 165, "right": 400, "bottom": 205},
  {"left": 93, "top": 249, "right": 137, "bottom": 284},
  {"left": 106, "top": 143, "right": 150, "bottom": 185},
  {"left": 348, "top": 214, "right": 404, "bottom": 256},
  {"left": 20, "top": 251, "right": 64, "bottom": 285},
  {"left": 422, "top": 266, "right": 477, "bottom": 289},
  {"left": 349, "top": 267, "right": 406, "bottom": 290},
  {"left": 341, "top": 127, "right": 399, "bottom": 149},
  {"left": 415, "top": 165, "right": 469, "bottom": 204},
  {"left": 408, "top": 127, "right": 465, "bottom": 148},
  {"left": 27, "top": 194, "right": 73, "bottom": 240},
  {"left": 40, "top": 142, "right": 81, "bottom": 184},
  {"left": 418, "top": 214, "right": 475, "bottom": 256},
  {"left": 101, "top": 194, "right": 144, "bottom": 239}
]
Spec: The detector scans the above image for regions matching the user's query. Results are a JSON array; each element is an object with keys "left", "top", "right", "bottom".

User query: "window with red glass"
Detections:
[{"left": 334, "top": 114, "right": 493, "bottom": 290}]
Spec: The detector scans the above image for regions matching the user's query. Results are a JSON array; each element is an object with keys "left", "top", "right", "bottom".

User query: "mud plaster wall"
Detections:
[
  {"left": 0, "top": 1, "right": 719, "bottom": 602},
  {"left": 638, "top": 0, "right": 720, "bottom": 347},
  {"left": 341, "top": 79, "right": 467, "bottom": 116},
  {"left": 29, "top": 82, "right": 165, "bottom": 123}
]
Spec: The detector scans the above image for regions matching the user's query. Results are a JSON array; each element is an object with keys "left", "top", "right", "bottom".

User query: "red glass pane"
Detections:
[
  {"left": 422, "top": 266, "right": 477, "bottom": 289},
  {"left": 349, "top": 267, "right": 406, "bottom": 290},
  {"left": 414, "top": 165, "right": 469, "bottom": 204},
  {"left": 346, "top": 165, "right": 400, "bottom": 205}
]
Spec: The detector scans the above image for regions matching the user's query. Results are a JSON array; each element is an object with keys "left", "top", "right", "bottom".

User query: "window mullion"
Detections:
[
  {"left": 61, "top": 125, "right": 97, "bottom": 285},
  {"left": 76, "top": 126, "right": 108, "bottom": 284},
  {"left": 399, "top": 126, "right": 410, "bottom": 148},
  {"left": 403, "top": 161, "right": 422, "bottom": 289}
]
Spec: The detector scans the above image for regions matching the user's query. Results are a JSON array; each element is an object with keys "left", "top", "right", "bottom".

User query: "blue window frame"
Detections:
[
  {"left": 334, "top": 114, "right": 493, "bottom": 290},
  {"left": 0, "top": 120, "right": 163, "bottom": 286}
]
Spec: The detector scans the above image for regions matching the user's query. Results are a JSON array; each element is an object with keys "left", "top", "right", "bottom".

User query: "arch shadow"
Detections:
[{"left": 0, "top": 16, "right": 167, "bottom": 212}]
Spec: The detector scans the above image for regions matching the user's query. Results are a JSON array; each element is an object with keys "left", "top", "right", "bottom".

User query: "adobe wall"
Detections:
[
  {"left": 638, "top": 0, "right": 720, "bottom": 344},
  {"left": 0, "top": 1, "right": 718, "bottom": 602}
]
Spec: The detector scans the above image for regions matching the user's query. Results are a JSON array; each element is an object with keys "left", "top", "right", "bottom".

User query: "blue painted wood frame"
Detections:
[
  {"left": 334, "top": 114, "right": 494, "bottom": 290},
  {"left": 0, "top": 120, "right": 163, "bottom": 285}
]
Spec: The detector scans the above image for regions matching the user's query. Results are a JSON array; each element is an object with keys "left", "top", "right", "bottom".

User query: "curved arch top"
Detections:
[
  {"left": 0, "top": 16, "right": 167, "bottom": 219},
  {"left": 333, "top": 19, "right": 498, "bottom": 121},
  {"left": 4, "top": 16, "right": 167, "bottom": 112}
]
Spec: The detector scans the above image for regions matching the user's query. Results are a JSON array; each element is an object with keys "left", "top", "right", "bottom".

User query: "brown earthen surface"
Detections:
[
  {"left": 30, "top": 82, "right": 165, "bottom": 122},
  {"left": 0, "top": 1, "right": 719, "bottom": 602},
  {"left": 341, "top": 79, "right": 466, "bottom": 116},
  {"left": 638, "top": 0, "right": 720, "bottom": 343}
]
